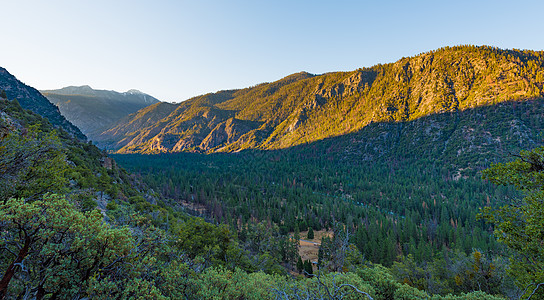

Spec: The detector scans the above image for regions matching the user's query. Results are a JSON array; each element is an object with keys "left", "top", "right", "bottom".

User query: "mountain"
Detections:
[
  {"left": 0, "top": 67, "right": 85, "bottom": 139},
  {"left": 100, "top": 46, "right": 544, "bottom": 154},
  {"left": 0, "top": 56, "right": 528, "bottom": 299},
  {"left": 41, "top": 86, "right": 160, "bottom": 143}
]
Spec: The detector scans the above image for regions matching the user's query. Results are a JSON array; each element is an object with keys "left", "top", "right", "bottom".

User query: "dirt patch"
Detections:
[
  {"left": 299, "top": 240, "right": 320, "bottom": 262},
  {"left": 296, "top": 230, "right": 333, "bottom": 272},
  {"left": 179, "top": 199, "right": 207, "bottom": 214}
]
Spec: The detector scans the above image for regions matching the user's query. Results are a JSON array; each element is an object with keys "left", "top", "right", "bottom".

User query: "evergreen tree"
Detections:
[
  {"left": 307, "top": 227, "right": 314, "bottom": 240},
  {"left": 288, "top": 229, "right": 300, "bottom": 268},
  {"left": 317, "top": 245, "right": 324, "bottom": 270},
  {"left": 296, "top": 256, "right": 303, "bottom": 273},
  {"left": 304, "top": 260, "right": 313, "bottom": 276}
]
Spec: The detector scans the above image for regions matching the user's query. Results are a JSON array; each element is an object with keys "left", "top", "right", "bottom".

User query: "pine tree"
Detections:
[
  {"left": 307, "top": 227, "right": 314, "bottom": 240},
  {"left": 304, "top": 260, "right": 313, "bottom": 276},
  {"left": 296, "top": 256, "right": 303, "bottom": 273}
]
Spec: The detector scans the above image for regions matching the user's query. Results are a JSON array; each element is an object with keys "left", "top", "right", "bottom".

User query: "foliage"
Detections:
[
  {"left": 482, "top": 146, "right": 544, "bottom": 298},
  {"left": 2, "top": 54, "right": 536, "bottom": 298},
  {"left": 174, "top": 217, "right": 233, "bottom": 265},
  {"left": 307, "top": 227, "right": 314, "bottom": 239},
  {"left": 0, "top": 97, "right": 167, "bottom": 224},
  {"left": 0, "top": 194, "right": 135, "bottom": 298},
  {"left": 318, "top": 224, "right": 362, "bottom": 272},
  {"left": 103, "top": 46, "right": 544, "bottom": 154},
  {"left": 0, "top": 127, "right": 68, "bottom": 202},
  {"left": 392, "top": 250, "right": 512, "bottom": 296},
  {"left": 273, "top": 271, "right": 375, "bottom": 300},
  {"left": 0, "top": 67, "right": 85, "bottom": 139},
  {"left": 297, "top": 256, "right": 304, "bottom": 273},
  {"left": 115, "top": 147, "right": 506, "bottom": 268}
]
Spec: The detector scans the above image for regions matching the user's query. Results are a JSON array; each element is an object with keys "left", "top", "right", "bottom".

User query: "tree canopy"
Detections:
[{"left": 482, "top": 146, "right": 544, "bottom": 299}]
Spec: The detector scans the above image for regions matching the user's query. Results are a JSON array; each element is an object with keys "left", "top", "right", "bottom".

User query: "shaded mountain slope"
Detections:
[
  {"left": 101, "top": 46, "right": 544, "bottom": 154},
  {"left": 0, "top": 67, "right": 85, "bottom": 139},
  {"left": 41, "top": 86, "right": 160, "bottom": 143},
  {"left": 284, "top": 97, "right": 544, "bottom": 174}
]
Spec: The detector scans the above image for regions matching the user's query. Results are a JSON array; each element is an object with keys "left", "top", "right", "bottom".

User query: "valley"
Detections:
[
  {"left": 2, "top": 45, "right": 544, "bottom": 299},
  {"left": 98, "top": 46, "right": 544, "bottom": 156},
  {"left": 41, "top": 85, "right": 160, "bottom": 144}
]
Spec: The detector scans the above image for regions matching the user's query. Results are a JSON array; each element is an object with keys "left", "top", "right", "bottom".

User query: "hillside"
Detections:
[
  {"left": 100, "top": 46, "right": 544, "bottom": 154},
  {"left": 0, "top": 78, "right": 163, "bottom": 219},
  {"left": 0, "top": 67, "right": 85, "bottom": 140},
  {"left": 1, "top": 67, "right": 507, "bottom": 300},
  {"left": 0, "top": 57, "right": 530, "bottom": 298},
  {"left": 41, "top": 86, "right": 160, "bottom": 143}
]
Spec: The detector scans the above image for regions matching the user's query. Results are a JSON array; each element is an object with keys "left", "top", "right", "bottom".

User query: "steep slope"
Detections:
[
  {"left": 41, "top": 86, "right": 160, "bottom": 143},
  {"left": 0, "top": 85, "right": 163, "bottom": 219},
  {"left": 101, "top": 46, "right": 544, "bottom": 154},
  {"left": 0, "top": 69, "right": 505, "bottom": 300},
  {"left": 0, "top": 67, "right": 85, "bottom": 140},
  {"left": 98, "top": 101, "right": 177, "bottom": 150}
]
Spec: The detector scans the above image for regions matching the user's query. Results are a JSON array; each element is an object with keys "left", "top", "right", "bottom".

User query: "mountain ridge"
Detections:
[
  {"left": 98, "top": 45, "right": 544, "bottom": 154},
  {"left": 42, "top": 85, "right": 157, "bottom": 103},
  {"left": 41, "top": 86, "right": 160, "bottom": 143},
  {"left": 0, "top": 67, "right": 85, "bottom": 139}
]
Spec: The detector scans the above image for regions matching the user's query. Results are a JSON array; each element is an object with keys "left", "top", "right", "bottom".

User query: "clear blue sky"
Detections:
[{"left": 2, "top": 0, "right": 544, "bottom": 102}]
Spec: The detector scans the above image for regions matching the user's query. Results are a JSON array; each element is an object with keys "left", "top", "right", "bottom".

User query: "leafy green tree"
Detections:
[
  {"left": 391, "top": 254, "right": 428, "bottom": 291},
  {"left": 0, "top": 194, "right": 135, "bottom": 299},
  {"left": 482, "top": 146, "right": 544, "bottom": 298},
  {"left": 189, "top": 267, "right": 279, "bottom": 300},
  {"left": 0, "top": 127, "right": 68, "bottom": 202},
  {"left": 175, "top": 217, "right": 233, "bottom": 265}
]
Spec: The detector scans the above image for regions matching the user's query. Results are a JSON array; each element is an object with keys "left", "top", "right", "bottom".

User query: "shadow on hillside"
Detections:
[
  {"left": 240, "top": 98, "right": 544, "bottom": 169},
  {"left": 112, "top": 98, "right": 544, "bottom": 174}
]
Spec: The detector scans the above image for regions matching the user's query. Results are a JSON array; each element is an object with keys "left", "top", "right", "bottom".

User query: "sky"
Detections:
[{"left": 2, "top": 0, "right": 544, "bottom": 103}]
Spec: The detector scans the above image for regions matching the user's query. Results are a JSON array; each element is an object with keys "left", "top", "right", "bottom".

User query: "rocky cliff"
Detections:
[{"left": 99, "top": 46, "right": 544, "bottom": 154}]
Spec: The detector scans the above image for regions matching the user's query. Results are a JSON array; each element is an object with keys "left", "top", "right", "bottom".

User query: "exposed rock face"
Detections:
[
  {"left": 315, "top": 69, "right": 373, "bottom": 99},
  {"left": 0, "top": 110, "right": 22, "bottom": 139},
  {"left": 98, "top": 46, "right": 544, "bottom": 154},
  {"left": 200, "top": 118, "right": 259, "bottom": 150},
  {"left": 100, "top": 156, "right": 114, "bottom": 170}
]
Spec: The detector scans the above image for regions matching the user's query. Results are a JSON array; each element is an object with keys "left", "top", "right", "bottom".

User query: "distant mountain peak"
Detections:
[
  {"left": 41, "top": 86, "right": 161, "bottom": 144},
  {"left": 61, "top": 85, "right": 94, "bottom": 93},
  {"left": 43, "top": 86, "right": 156, "bottom": 101},
  {"left": 125, "top": 89, "right": 144, "bottom": 95}
]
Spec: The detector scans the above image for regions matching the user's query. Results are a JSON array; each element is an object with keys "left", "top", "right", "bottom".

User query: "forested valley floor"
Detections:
[{"left": 4, "top": 45, "right": 544, "bottom": 298}]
